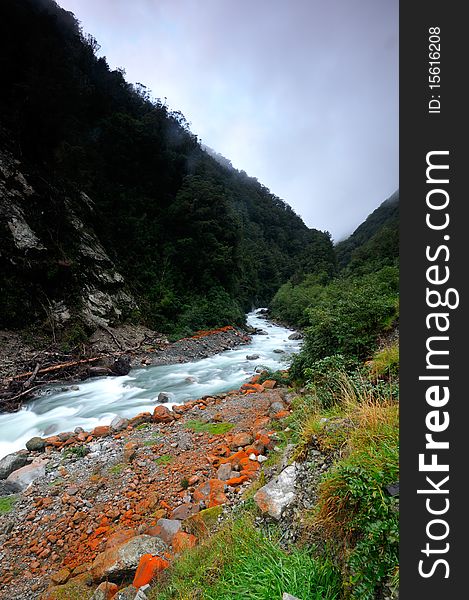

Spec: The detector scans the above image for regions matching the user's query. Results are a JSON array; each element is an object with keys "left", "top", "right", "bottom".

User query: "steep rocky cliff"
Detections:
[{"left": 0, "top": 144, "right": 135, "bottom": 330}]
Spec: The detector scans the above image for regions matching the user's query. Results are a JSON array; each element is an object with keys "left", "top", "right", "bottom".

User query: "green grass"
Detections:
[
  {"left": 185, "top": 420, "right": 235, "bottom": 435},
  {"left": 63, "top": 445, "right": 90, "bottom": 459},
  {"left": 136, "top": 423, "right": 151, "bottom": 430},
  {"left": 144, "top": 434, "right": 162, "bottom": 446},
  {"left": 0, "top": 496, "right": 17, "bottom": 514},
  {"left": 306, "top": 382, "right": 399, "bottom": 600},
  {"left": 155, "top": 454, "right": 173, "bottom": 466},
  {"left": 109, "top": 463, "right": 126, "bottom": 475},
  {"left": 149, "top": 513, "right": 342, "bottom": 600}
]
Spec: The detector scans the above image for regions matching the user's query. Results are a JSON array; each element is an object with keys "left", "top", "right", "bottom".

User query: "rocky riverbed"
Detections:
[
  {"left": 0, "top": 378, "right": 302, "bottom": 599},
  {"left": 0, "top": 324, "right": 252, "bottom": 412}
]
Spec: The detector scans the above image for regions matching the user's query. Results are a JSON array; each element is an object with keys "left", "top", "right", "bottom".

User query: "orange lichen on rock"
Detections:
[{"left": 132, "top": 553, "right": 170, "bottom": 588}]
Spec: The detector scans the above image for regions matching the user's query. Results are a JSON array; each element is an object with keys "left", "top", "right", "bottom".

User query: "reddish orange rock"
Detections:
[
  {"left": 92, "top": 425, "right": 110, "bottom": 437},
  {"left": 240, "top": 382, "right": 265, "bottom": 393},
  {"left": 225, "top": 475, "right": 249, "bottom": 486},
  {"left": 172, "top": 531, "right": 197, "bottom": 554},
  {"left": 153, "top": 405, "right": 174, "bottom": 423},
  {"left": 219, "top": 450, "right": 249, "bottom": 468},
  {"left": 273, "top": 410, "right": 290, "bottom": 420},
  {"left": 193, "top": 479, "right": 227, "bottom": 507},
  {"left": 133, "top": 553, "right": 170, "bottom": 588},
  {"left": 262, "top": 379, "right": 277, "bottom": 389}
]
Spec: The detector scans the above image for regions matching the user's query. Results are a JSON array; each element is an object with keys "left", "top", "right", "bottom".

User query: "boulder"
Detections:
[
  {"left": 110, "top": 416, "right": 129, "bottom": 432},
  {"left": 91, "top": 534, "right": 167, "bottom": 582},
  {"left": 254, "top": 464, "right": 297, "bottom": 520},
  {"left": 0, "top": 480, "right": 21, "bottom": 497},
  {"left": 246, "top": 354, "right": 260, "bottom": 360},
  {"left": 288, "top": 332, "right": 303, "bottom": 340},
  {"left": 6, "top": 460, "right": 46, "bottom": 490},
  {"left": 216, "top": 463, "right": 232, "bottom": 481},
  {"left": 157, "top": 392, "right": 172, "bottom": 403},
  {"left": 0, "top": 452, "right": 30, "bottom": 480},
  {"left": 50, "top": 567, "right": 71, "bottom": 586},
  {"left": 273, "top": 348, "right": 285, "bottom": 354},
  {"left": 171, "top": 503, "right": 200, "bottom": 520},
  {"left": 230, "top": 431, "right": 254, "bottom": 449},
  {"left": 155, "top": 518, "right": 182, "bottom": 544},
  {"left": 25, "top": 436, "right": 46, "bottom": 452},
  {"left": 193, "top": 479, "right": 227, "bottom": 508},
  {"left": 133, "top": 554, "right": 169, "bottom": 589},
  {"left": 153, "top": 405, "right": 174, "bottom": 423},
  {"left": 112, "top": 355, "right": 132, "bottom": 376},
  {"left": 92, "top": 426, "right": 110, "bottom": 437}
]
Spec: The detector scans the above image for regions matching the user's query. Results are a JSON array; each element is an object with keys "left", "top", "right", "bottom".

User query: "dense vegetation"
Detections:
[
  {"left": 0, "top": 0, "right": 335, "bottom": 337},
  {"left": 272, "top": 191, "right": 399, "bottom": 375}
]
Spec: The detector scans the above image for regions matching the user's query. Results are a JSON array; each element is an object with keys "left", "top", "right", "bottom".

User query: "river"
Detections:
[{"left": 0, "top": 310, "right": 302, "bottom": 459}]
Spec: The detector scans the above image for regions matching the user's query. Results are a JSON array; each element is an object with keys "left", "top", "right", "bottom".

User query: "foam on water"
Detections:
[{"left": 0, "top": 310, "right": 302, "bottom": 458}]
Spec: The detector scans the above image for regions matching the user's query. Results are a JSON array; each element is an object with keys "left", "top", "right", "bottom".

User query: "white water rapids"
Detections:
[{"left": 0, "top": 310, "right": 302, "bottom": 459}]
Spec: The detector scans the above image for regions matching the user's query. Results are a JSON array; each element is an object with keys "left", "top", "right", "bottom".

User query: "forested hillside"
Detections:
[{"left": 0, "top": 0, "right": 335, "bottom": 338}]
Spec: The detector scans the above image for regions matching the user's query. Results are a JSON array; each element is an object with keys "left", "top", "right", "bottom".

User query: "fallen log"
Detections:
[{"left": 7, "top": 356, "right": 107, "bottom": 381}]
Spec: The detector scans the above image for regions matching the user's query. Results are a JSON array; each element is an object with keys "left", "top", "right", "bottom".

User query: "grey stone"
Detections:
[
  {"left": 114, "top": 585, "right": 138, "bottom": 599},
  {"left": 283, "top": 594, "right": 301, "bottom": 600},
  {"left": 0, "top": 480, "right": 21, "bottom": 497},
  {"left": 254, "top": 464, "right": 297, "bottom": 520},
  {"left": 288, "top": 332, "right": 303, "bottom": 340},
  {"left": 91, "top": 582, "right": 119, "bottom": 600},
  {"left": 25, "top": 436, "right": 46, "bottom": 452},
  {"left": 171, "top": 503, "right": 200, "bottom": 520},
  {"left": 246, "top": 354, "right": 260, "bottom": 360},
  {"left": 273, "top": 348, "right": 285, "bottom": 354},
  {"left": 6, "top": 460, "right": 46, "bottom": 490},
  {"left": 158, "top": 392, "right": 172, "bottom": 403},
  {"left": 155, "top": 518, "right": 182, "bottom": 544},
  {"left": 269, "top": 401, "right": 285, "bottom": 417},
  {"left": 0, "top": 452, "right": 30, "bottom": 480},
  {"left": 110, "top": 416, "right": 130, "bottom": 432},
  {"left": 216, "top": 463, "right": 232, "bottom": 481},
  {"left": 91, "top": 535, "right": 167, "bottom": 581}
]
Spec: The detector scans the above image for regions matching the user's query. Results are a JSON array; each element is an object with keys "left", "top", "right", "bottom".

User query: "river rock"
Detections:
[
  {"left": 110, "top": 416, "right": 130, "bottom": 432},
  {"left": 157, "top": 392, "right": 172, "bottom": 403},
  {"left": 91, "top": 534, "right": 167, "bottom": 582},
  {"left": 25, "top": 436, "right": 46, "bottom": 452},
  {"left": 246, "top": 354, "right": 260, "bottom": 360},
  {"left": 112, "top": 355, "right": 132, "bottom": 376},
  {"left": 153, "top": 405, "right": 174, "bottom": 423},
  {"left": 288, "top": 332, "right": 303, "bottom": 340},
  {"left": 254, "top": 464, "right": 298, "bottom": 519},
  {"left": 0, "top": 451, "right": 30, "bottom": 480},
  {"left": 273, "top": 348, "right": 285, "bottom": 354},
  {"left": 6, "top": 459, "right": 47, "bottom": 490}
]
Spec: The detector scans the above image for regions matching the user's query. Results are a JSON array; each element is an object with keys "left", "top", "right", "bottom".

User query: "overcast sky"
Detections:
[{"left": 58, "top": 0, "right": 398, "bottom": 241}]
